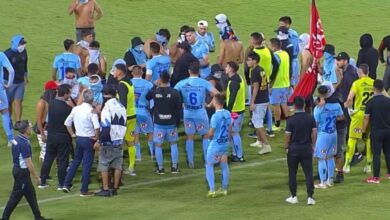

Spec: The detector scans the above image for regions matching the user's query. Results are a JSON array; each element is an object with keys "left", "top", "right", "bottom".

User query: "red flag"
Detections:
[{"left": 288, "top": 0, "right": 326, "bottom": 103}]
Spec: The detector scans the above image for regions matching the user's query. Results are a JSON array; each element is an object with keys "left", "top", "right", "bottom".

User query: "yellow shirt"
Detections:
[
  {"left": 273, "top": 50, "right": 290, "bottom": 88},
  {"left": 350, "top": 76, "right": 374, "bottom": 111}
]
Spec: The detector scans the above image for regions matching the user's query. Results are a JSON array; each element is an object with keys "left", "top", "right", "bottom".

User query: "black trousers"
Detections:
[
  {"left": 2, "top": 167, "right": 41, "bottom": 220},
  {"left": 287, "top": 148, "right": 314, "bottom": 198},
  {"left": 40, "top": 133, "right": 72, "bottom": 186},
  {"left": 370, "top": 130, "right": 390, "bottom": 178}
]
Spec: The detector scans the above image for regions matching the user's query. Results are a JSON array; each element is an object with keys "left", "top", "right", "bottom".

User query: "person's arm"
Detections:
[
  {"left": 25, "top": 157, "right": 40, "bottom": 184},
  {"left": 64, "top": 109, "right": 76, "bottom": 138},
  {"left": 1, "top": 53, "right": 14, "bottom": 88},
  {"left": 357, "top": 50, "right": 363, "bottom": 66},
  {"left": 35, "top": 101, "right": 47, "bottom": 142},
  {"left": 284, "top": 132, "right": 291, "bottom": 153},
  {"left": 344, "top": 90, "right": 356, "bottom": 109},
  {"left": 250, "top": 82, "right": 259, "bottom": 111},
  {"left": 311, "top": 128, "right": 317, "bottom": 150},
  {"left": 204, "top": 128, "right": 215, "bottom": 140},
  {"left": 269, "top": 53, "right": 280, "bottom": 86},
  {"left": 209, "top": 32, "right": 216, "bottom": 52},
  {"left": 238, "top": 44, "right": 244, "bottom": 64},
  {"left": 117, "top": 82, "right": 128, "bottom": 108},
  {"left": 300, "top": 50, "right": 310, "bottom": 76},
  {"left": 378, "top": 39, "right": 386, "bottom": 64},
  {"left": 288, "top": 47, "right": 293, "bottom": 79},
  {"left": 226, "top": 80, "right": 239, "bottom": 111},
  {"left": 217, "top": 41, "right": 225, "bottom": 66},
  {"left": 200, "top": 54, "right": 209, "bottom": 67},
  {"left": 94, "top": 1, "right": 103, "bottom": 21},
  {"left": 24, "top": 51, "right": 28, "bottom": 84},
  {"left": 68, "top": 0, "right": 78, "bottom": 15}
]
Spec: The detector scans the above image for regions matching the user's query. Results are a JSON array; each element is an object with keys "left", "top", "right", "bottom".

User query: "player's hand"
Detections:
[
  {"left": 318, "top": 98, "right": 325, "bottom": 107},
  {"left": 36, "top": 177, "right": 41, "bottom": 185},
  {"left": 71, "top": 133, "right": 77, "bottom": 139},
  {"left": 93, "top": 141, "right": 101, "bottom": 151},
  {"left": 362, "top": 132, "right": 367, "bottom": 140},
  {"left": 285, "top": 148, "right": 288, "bottom": 154},
  {"left": 41, "top": 133, "right": 47, "bottom": 143},
  {"left": 249, "top": 103, "right": 255, "bottom": 112},
  {"left": 3, "top": 84, "right": 10, "bottom": 89}
]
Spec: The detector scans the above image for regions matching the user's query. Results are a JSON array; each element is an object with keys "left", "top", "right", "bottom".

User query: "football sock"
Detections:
[
  {"left": 327, "top": 157, "right": 335, "bottom": 181},
  {"left": 345, "top": 138, "right": 357, "bottom": 166},
  {"left": 318, "top": 159, "right": 327, "bottom": 182},
  {"left": 2, "top": 112, "right": 13, "bottom": 140},
  {"left": 135, "top": 143, "right": 141, "bottom": 160},
  {"left": 232, "top": 133, "right": 243, "bottom": 158},
  {"left": 128, "top": 146, "right": 136, "bottom": 170},
  {"left": 202, "top": 138, "right": 210, "bottom": 162},
  {"left": 365, "top": 138, "right": 372, "bottom": 164},
  {"left": 186, "top": 139, "right": 194, "bottom": 164},
  {"left": 171, "top": 143, "right": 178, "bottom": 169},
  {"left": 220, "top": 161, "right": 229, "bottom": 190},
  {"left": 155, "top": 147, "right": 163, "bottom": 169},
  {"left": 266, "top": 107, "right": 273, "bottom": 131},
  {"left": 148, "top": 141, "right": 154, "bottom": 157},
  {"left": 206, "top": 163, "right": 215, "bottom": 192}
]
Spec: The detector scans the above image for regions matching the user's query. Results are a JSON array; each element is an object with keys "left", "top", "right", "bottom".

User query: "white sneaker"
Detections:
[
  {"left": 363, "top": 165, "right": 372, "bottom": 174},
  {"left": 258, "top": 144, "right": 272, "bottom": 155},
  {"left": 326, "top": 179, "right": 334, "bottom": 187},
  {"left": 135, "top": 158, "right": 142, "bottom": 162},
  {"left": 285, "top": 196, "right": 298, "bottom": 204},
  {"left": 307, "top": 197, "right": 316, "bottom": 205},
  {"left": 123, "top": 168, "right": 137, "bottom": 176},
  {"left": 314, "top": 183, "right": 328, "bottom": 189},
  {"left": 250, "top": 141, "right": 262, "bottom": 148},
  {"left": 343, "top": 165, "right": 350, "bottom": 174}
]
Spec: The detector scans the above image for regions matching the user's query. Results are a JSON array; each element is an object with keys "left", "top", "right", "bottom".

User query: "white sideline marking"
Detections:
[{"left": 0, "top": 157, "right": 285, "bottom": 210}]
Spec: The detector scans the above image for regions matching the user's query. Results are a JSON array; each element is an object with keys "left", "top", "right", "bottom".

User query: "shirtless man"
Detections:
[
  {"left": 143, "top": 29, "right": 171, "bottom": 58},
  {"left": 217, "top": 29, "right": 244, "bottom": 69},
  {"left": 68, "top": 0, "right": 103, "bottom": 42},
  {"left": 72, "top": 30, "right": 93, "bottom": 75}
]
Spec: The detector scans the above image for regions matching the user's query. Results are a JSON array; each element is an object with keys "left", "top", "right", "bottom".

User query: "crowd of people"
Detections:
[{"left": 1, "top": 0, "right": 390, "bottom": 219}]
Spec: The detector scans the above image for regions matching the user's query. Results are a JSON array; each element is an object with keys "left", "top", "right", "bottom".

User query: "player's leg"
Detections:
[
  {"left": 326, "top": 134, "right": 337, "bottom": 186},
  {"left": 231, "top": 113, "right": 244, "bottom": 161},
  {"left": 168, "top": 126, "right": 179, "bottom": 173},
  {"left": 300, "top": 152, "right": 314, "bottom": 201},
  {"left": 0, "top": 90, "right": 15, "bottom": 144},
  {"left": 125, "top": 118, "right": 137, "bottom": 175},
  {"left": 184, "top": 119, "right": 196, "bottom": 168},
  {"left": 13, "top": 83, "right": 25, "bottom": 122},
  {"left": 382, "top": 132, "right": 390, "bottom": 178},
  {"left": 205, "top": 148, "right": 218, "bottom": 197},
  {"left": 153, "top": 125, "right": 165, "bottom": 174},
  {"left": 287, "top": 151, "right": 300, "bottom": 200},
  {"left": 364, "top": 135, "right": 372, "bottom": 173},
  {"left": 335, "top": 128, "right": 346, "bottom": 183},
  {"left": 145, "top": 115, "right": 155, "bottom": 160},
  {"left": 254, "top": 104, "right": 272, "bottom": 154},
  {"left": 134, "top": 131, "right": 141, "bottom": 162},
  {"left": 270, "top": 88, "right": 282, "bottom": 131},
  {"left": 219, "top": 154, "right": 229, "bottom": 195},
  {"left": 197, "top": 116, "right": 210, "bottom": 162},
  {"left": 314, "top": 135, "right": 328, "bottom": 188},
  {"left": 370, "top": 131, "right": 382, "bottom": 179},
  {"left": 266, "top": 105, "right": 274, "bottom": 136},
  {"left": 280, "top": 88, "right": 290, "bottom": 120}
]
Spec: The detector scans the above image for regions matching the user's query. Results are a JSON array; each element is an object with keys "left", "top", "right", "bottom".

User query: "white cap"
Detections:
[
  {"left": 197, "top": 20, "right": 208, "bottom": 27},
  {"left": 215, "top": 14, "right": 227, "bottom": 24}
]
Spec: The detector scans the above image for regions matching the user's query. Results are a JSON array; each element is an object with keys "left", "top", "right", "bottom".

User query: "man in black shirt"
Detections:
[
  {"left": 285, "top": 96, "right": 317, "bottom": 205},
  {"left": 378, "top": 35, "right": 390, "bottom": 90},
  {"left": 246, "top": 52, "right": 272, "bottom": 154},
  {"left": 39, "top": 84, "right": 73, "bottom": 189},
  {"left": 146, "top": 71, "right": 182, "bottom": 174},
  {"left": 171, "top": 41, "right": 198, "bottom": 87},
  {"left": 364, "top": 80, "right": 390, "bottom": 183}
]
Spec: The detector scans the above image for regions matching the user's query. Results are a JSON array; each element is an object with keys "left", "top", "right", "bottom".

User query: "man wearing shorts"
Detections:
[
  {"left": 269, "top": 38, "right": 290, "bottom": 131},
  {"left": 95, "top": 85, "right": 127, "bottom": 197},
  {"left": 246, "top": 52, "right": 272, "bottom": 154},
  {"left": 175, "top": 61, "right": 218, "bottom": 168}
]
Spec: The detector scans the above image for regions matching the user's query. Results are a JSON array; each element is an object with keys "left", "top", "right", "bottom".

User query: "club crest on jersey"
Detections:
[
  {"left": 156, "top": 132, "right": 163, "bottom": 138},
  {"left": 197, "top": 124, "right": 204, "bottom": 130},
  {"left": 185, "top": 123, "right": 192, "bottom": 128},
  {"left": 354, "top": 128, "right": 362, "bottom": 134},
  {"left": 321, "top": 149, "right": 326, "bottom": 155},
  {"left": 140, "top": 123, "right": 147, "bottom": 129},
  {"left": 170, "top": 130, "right": 177, "bottom": 137}
]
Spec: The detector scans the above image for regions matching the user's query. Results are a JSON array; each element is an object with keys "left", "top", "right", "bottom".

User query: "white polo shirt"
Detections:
[{"left": 64, "top": 102, "right": 100, "bottom": 137}]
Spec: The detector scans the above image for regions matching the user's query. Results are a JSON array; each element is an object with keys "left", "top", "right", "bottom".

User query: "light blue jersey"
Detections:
[
  {"left": 209, "top": 109, "right": 232, "bottom": 150},
  {"left": 131, "top": 77, "right": 154, "bottom": 116},
  {"left": 146, "top": 55, "right": 171, "bottom": 83},
  {"left": 288, "top": 29, "right": 300, "bottom": 58},
  {"left": 196, "top": 31, "right": 215, "bottom": 52},
  {"left": 190, "top": 40, "right": 210, "bottom": 78},
  {"left": 0, "top": 52, "right": 14, "bottom": 88},
  {"left": 174, "top": 76, "right": 213, "bottom": 118},
  {"left": 314, "top": 103, "right": 343, "bottom": 134},
  {"left": 53, "top": 52, "right": 81, "bottom": 81}
]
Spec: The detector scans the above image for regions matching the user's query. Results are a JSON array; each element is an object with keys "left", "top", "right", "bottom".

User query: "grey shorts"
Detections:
[
  {"left": 336, "top": 128, "right": 347, "bottom": 157},
  {"left": 252, "top": 103, "right": 268, "bottom": 128},
  {"left": 6, "top": 82, "right": 25, "bottom": 101},
  {"left": 98, "top": 145, "right": 123, "bottom": 172}
]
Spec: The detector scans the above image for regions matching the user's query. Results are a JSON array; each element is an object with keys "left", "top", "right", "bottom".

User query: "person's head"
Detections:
[
  {"left": 87, "top": 63, "right": 99, "bottom": 76},
  {"left": 299, "top": 33, "right": 310, "bottom": 51},
  {"left": 317, "top": 85, "right": 329, "bottom": 98},
  {"left": 64, "top": 39, "right": 75, "bottom": 51},
  {"left": 156, "top": 28, "right": 171, "bottom": 46},
  {"left": 185, "top": 27, "right": 197, "bottom": 44},
  {"left": 188, "top": 61, "right": 200, "bottom": 76},
  {"left": 65, "top": 67, "right": 76, "bottom": 80},
  {"left": 57, "top": 84, "right": 72, "bottom": 99},
  {"left": 270, "top": 38, "right": 281, "bottom": 52},
  {"left": 81, "top": 30, "right": 93, "bottom": 43},
  {"left": 178, "top": 25, "right": 190, "bottom": 42},
  {"left": 89, "top": 40, "right": 100, "bottom": 50},
  {"left": 14, "top": 120, "right": 32, "bottom": 136},
  {"left": 42, "top": 80, "right": 58, "bottom": 102},
  {"left": 335, "top": 52, "right": 350, "bottom": 69},
  {"left": 279, "top": 16, "right": 292, "bottom": 28},
  {"left": 197, "top": 20, "right": 208, "bottom": 35},
  {"left": 250, "top": 32, "right": 264, "bottom": 46},
  {"left": 131, "top": 65, "right": 143, "bottom": 77},
  {"left": 177, "top": 41, "right": 192, "bottom": 53},
  {"left": 323, "top": 44, "right": 335, "bottom": 56},
  {"left": 131, "top": 37, "right": 144, "bottom": 51},
  {"left": 113, "top": 63, "right": 128, "bottom": 80},
  {"left": 373, "top": 79, "right": 384, "bottom": 94},
  {"left": 160, "top": 71, "right": 170, "bottom": 85},
  {"left": 293, "top": 96, "right": 305, "bottom": 110},
  {"left": 89, "top": 74, "right": 100, "bottom": 84},
  {"left": 102, "top": 84, "right": 117, "bottom": 101},
  {"left": 212, "top": 93, "right": 226, "bottom": 109},
  {"left": 246, "top": 52, "right": 260, "bottom": 68},
  {"left": 83, "top": 89, "right": 94, "bottom": 104},
  {"left": 225, "top": 61, "right": 239, "bottom": 75},
  {"left": 150, "top": 42, "right": 161, "bottom": 55},
  {"left": 360, "top": 33, "right": 374, "bottom": 48},
  {"left": 357, "top": 64, "right": 370, "bottom": 77}
]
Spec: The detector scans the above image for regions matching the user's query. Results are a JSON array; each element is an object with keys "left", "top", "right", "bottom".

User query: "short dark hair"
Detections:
[
  {"left": 180, "top": 25, "right": 190, "bottom": 33},
  {"left": 247, "top": 52, "right": 260, "bottom": 63},
  {"left": 358, "top": 64, "right": 370, "bottom": 75},
  {"left": 88, "top": 63, "right": 99, "bottom": 75},
  {"left": 115, "top": 63, "right": 128, "bottom": 75},
  {"left": 14, "top": 120, "right": 30, "bottom": 133},
  {"left": 132, "top": 65, "right": 142, "bottom": 74},
  {"left": 189, "top": 61, "right": 200, "bottom": 75},
  {"left": 214, "top": 93, "right": 226, "bottom": 106},
  {"left": 64, "top": 39, "right": 75, "bottom": 51},
  {"left": 227, "top": 61, "right": 239, "bottom": 72},
  {"left": 293, "top": 96, "right": 305, "bottom": 109},
  {"left": 81, "top": 30, "right": 92, "bottom": 39},
  {"left": 58, "top": 84, "right": 71, "bottom": 97},
  {"left": 150, "top": 42, "right": 161, "bottom": 54},
  {"left": 317, "top": 85, "right": 329, "bottom": 95},
  {"left": 250, "top": 32, "right": 263, "bottom": 45},
  {"left": 158, "top": 28, "right": 171, "bottom": 41},
  {"left": 160, "top": 70, "right": 170, "bottom": 83},
  {"left": 185, "top": 27, "right": 196, "bottom": 33},
  {"left": 374, "top": 79, "right": 384, "bottom": 92},
  {"left": 89, "top": 40, "right": 100, "bottom": 48},
  {"left": 279, "top": 16, "right": 292, "bottom": 25},
  {"left": 65, "top": 67, "right": 76, "bottom": 74},
  {"left": 270, "top": 38, "right": 281, "bottom": 49},
  {"left": 103, "top": 84, "right": 117, "bottom": 97}
]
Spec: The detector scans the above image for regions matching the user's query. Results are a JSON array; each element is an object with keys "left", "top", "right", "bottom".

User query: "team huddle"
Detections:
[{"left": 1, "top": 0, "right": 390, "bottom": 219}]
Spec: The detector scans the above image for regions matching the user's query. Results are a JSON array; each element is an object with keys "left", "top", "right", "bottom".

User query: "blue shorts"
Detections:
[
  {"left": 269, "top": 87, "right": 289, "bottom": 105},
  {"left": 135, "top": 115, "right": 153, "bottom": 134},
  {"left": 290, "top": 58, "right": 299, "bottom": 86},
  {"left": 184, "top": 117, "right": 209, "bottom": 136},
  {"left": 206, "top": 145, "right": 228, "bottom": 164},
  {"left": 6, "top": 82, "right": 25, "bottom": 101},
  {"left": 0, "top": 89, "right": 9, "bottom": 110},
  {"left": 232, "top": 113, "right": 244, "bottom": 133},
  {"left": 153, "top": 124, "right": 178, "bottom": 144},
  {"left": 314, "top": 132, "right": 337, "bottom": 159}
]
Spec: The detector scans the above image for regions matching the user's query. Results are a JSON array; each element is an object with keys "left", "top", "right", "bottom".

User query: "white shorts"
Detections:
[{"left": 252, "top": 103, "right": 268, "bottom": 128}]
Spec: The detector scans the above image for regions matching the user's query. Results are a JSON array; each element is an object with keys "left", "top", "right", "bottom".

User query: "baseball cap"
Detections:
[
  {"left": 335, "top": 52, "right": 350, "bottom": 61},
  {"left": 44, "top": 80, "right": 58, "bottom": 91},
  {"left": 197, "top": 20, "right": 208, "bottom": 28},
  {"left": 275, "top": 26, "right": 289, "bottom": 34},
  {"left": 215, "top": 14, "right": 227, "bottom": 24},
  {"left": 131, "top": 37, "right": 144, "bottom": 48},
  {"left": 324, "top": 44, "right": 335, "bottom": 55}
]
